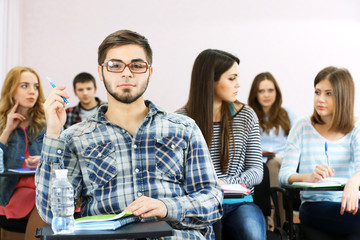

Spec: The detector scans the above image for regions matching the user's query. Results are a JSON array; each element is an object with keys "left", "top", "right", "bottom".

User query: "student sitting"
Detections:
[
  {"left": 248, "top": 72, "right": 297, "bottom": 187},
  {"left": 279, "top": 66, "right": 360, "bottom": 236},
  {"left": 177, "top": 49, "right": 266, "bottom": 240},
  {"left": 0, "top": 67, "right": 47, "bottom": 240},
  {"left": 64, "top": 72, "right": 105, "bottom": 129}
]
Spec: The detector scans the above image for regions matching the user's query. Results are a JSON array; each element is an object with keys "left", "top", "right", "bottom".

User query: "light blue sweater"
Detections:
[
  {"left": 279, "top": 117, "right": 360, "bottom": 203},
  {"left": 260, "top": 108, "right": 297, "bottom": 162}
]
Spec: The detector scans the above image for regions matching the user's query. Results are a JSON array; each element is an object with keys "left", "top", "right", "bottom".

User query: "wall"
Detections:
[{"left": 6, "top": 0, "right": 360, "bottom": 117}]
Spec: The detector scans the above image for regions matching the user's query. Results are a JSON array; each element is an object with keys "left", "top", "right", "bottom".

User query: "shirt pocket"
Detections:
[
  {"left": 82, "top": 141, "right": 116, "bottom": 187},
  {"left": 155, "top": 136, "right": 187, "bottom": 182}
]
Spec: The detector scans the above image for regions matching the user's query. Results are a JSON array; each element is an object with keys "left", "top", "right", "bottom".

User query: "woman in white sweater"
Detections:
[{"left": 279, "top": 66, "right": 360, "bottom": 235}]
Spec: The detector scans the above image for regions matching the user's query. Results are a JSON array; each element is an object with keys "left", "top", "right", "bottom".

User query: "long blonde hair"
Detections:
[{"left": 0, "top": 66, "right": 46, "bottom": 138}]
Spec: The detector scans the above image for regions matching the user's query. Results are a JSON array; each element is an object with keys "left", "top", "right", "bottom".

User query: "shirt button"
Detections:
[
  {"left": 171, "top": 144, "right": 175, "bottom": 149},
  {"left": 56, "top": 149, "right": 62, "bottom": 154},
  {"left": 137, "top": 192, "right": 142, "bottom": 197},
  {"left": 134, "top": 168, "right": 140, "bottom": 173},
  {"left": 97, "top": 153, "right": 102, "bottom": 157},
  {"left": 133, "top": 144, "right": 137, "bottom": 149}
]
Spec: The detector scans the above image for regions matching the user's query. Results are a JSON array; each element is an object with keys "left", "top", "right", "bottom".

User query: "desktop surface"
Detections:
[
  {"left": 0, "top": 170, "right": 35, "bottom": 177},
  {"left": 36, "top": 221, "right": 174, "bottom": 240}
]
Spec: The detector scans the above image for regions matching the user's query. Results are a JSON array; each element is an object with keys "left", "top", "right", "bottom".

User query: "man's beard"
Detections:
[{"left": 102, "top": 72, "right": 149, "bottom": 104}]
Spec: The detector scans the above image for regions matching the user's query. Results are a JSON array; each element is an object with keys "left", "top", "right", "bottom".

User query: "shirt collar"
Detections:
[{"left": 92, "top": 100, "right": 166, "bottom": 124}]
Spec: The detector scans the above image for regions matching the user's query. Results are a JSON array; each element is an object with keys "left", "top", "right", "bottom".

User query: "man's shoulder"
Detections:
[
  {"left": 62, "top": 120, "right": 96, "bottom": 139},
  {"left": 160, "top": 111, "right": 196, "bottom": 127},
  {"left": 65, "top": 104, "right": 80, "bottom": 113}
]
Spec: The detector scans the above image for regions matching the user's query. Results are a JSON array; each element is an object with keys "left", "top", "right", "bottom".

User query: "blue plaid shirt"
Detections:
[{"left": 35, "top": 101, "right": 223, "bottom": 239}]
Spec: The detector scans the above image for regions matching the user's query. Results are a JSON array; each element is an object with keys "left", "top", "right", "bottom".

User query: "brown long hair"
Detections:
[
  {"left": 248, "top": 72, "right": 291, "bottom": 135},
  {"left": 0, "top": 66, "right": 46, "bottom": 138},
  {"left": 311, "top": 66, "right": 354, "bottom": 134},
  {"left": 184, "top": 49, "right": 240, "bottom": 173}
]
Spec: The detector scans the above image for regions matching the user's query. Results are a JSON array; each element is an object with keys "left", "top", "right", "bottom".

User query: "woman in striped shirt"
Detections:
[
  {"left": 177, "top": 49, "right": 265, "bottom": 240},
  {"left": 279, "top": 66, "right": 360, "bottom": 235}
]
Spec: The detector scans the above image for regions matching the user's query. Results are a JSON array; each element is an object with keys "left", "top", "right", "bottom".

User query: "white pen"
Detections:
[{"left": 46, "top": 76, "right": 69, "bottom": 104}]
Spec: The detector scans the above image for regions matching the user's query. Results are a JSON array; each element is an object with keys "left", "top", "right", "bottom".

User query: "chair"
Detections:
[
  {"left": 0, "top": 216, "right": 26, "bottom": 240},
  {"left": 213, "top": 163, "right": 287, "bottom": 240},
  {"left": 280, "top": 186, "right": 359, "bottom": 240},
  {"left": 253, "top": 163, "right": 287, "bottom": 240}
]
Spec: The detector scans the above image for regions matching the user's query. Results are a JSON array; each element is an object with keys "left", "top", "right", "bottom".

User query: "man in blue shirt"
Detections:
[{"left": 35, "top": 29, "right": 223, "bottom": 239}]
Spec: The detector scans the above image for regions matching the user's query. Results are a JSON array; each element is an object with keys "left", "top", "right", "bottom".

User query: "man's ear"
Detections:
[
  {"left": 73, "top": 84, "right": 78, "bottom": 96},
  {"left": 98, "top": 65, "right": 103, "bottom": 82},
  {"left": 148, "top": 66, "right": 153, "bottom": 81}
]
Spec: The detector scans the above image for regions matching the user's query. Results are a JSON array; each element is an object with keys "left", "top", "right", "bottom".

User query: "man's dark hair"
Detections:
[
  {"left": 73, "top": 72, "right": 96, "bottom": 89},
  {"left": 98, "top": 29, "right": 153, "bottom": 66}
]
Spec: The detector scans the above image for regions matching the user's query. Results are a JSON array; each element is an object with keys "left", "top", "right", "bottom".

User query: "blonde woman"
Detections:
[{"left": 0, "top": 67, "right": 47, "bottom": 240}]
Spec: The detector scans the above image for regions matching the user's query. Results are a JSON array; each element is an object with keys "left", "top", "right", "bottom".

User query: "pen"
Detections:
[
  {"left": 46, "top": 76, "right": 69, "bottom": 104},
  {"left": 18, "top": 156, "right": 26, "bottom": 160},
  {"left": 325, "top": 141, "right": 329, "bottom": 166}
]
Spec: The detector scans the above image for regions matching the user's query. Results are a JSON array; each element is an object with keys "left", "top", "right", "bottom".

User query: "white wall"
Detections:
[{"left": 3, "top": 0, "right": 360, "bottom": 117}]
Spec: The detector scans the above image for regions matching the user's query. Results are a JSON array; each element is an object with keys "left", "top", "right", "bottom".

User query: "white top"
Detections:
[
  {"left": 260, "top": 107, "right": 297, "bottom": 162},
  {"left": 279, "top": 116, "right": 360, "bottom": 203}
]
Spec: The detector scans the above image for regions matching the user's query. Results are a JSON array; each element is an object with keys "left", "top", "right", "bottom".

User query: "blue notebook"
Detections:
[{"left": 75, "top": 215, "right": 141, "bottom": 230}]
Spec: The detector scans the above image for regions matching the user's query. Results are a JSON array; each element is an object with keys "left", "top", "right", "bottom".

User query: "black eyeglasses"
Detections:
[{"left": 101, "top": 60, "right": 150, "bottom": 73}]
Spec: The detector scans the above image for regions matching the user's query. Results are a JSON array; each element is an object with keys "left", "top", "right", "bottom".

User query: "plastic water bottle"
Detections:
[
  {"left": 51, "top": 169, "right": 75, "bottom": 234},
  {"left": 0, "top": 148, "right": 4, "bottom": 173}
]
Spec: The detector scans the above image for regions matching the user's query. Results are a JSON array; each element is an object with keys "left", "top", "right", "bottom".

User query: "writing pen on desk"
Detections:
[{"left": 46, "top": 76, "right": 69, "bottom": 104}]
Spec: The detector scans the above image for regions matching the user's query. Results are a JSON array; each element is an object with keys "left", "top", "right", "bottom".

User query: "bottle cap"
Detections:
[{"left": 55, "top": 169, "right": 68, "bottom": 178}]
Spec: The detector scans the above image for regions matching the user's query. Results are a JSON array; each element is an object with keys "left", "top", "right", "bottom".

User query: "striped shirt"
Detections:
[
  {"left": 35, "top": 101, "right": 223, "bottom": 240},
  {"left": 177, "top": 105, "right": 263, "bottom": 193},
  {"left": 279, "top": 117, "right": 360, "bottom": 203}
]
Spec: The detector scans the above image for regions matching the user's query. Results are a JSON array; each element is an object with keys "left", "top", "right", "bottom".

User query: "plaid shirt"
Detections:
[
  {"left": 64, "top": 97, "right": 104, "bottom": 129},
  {"left": 35, "top": 101, "right": 223, "bottom": 239}
]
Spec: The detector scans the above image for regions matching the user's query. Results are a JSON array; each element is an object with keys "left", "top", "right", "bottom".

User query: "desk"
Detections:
[
  {"left": 223, "top": 193, "right": 245, "bottom": 199},
  {"left": 0, "top": 170, "right": 35, "bottom": 177},
  {"left": 281, "top": 184, "right": 344, "bottom": 240},
  {"left": 35, "top": 221, "right": 174, "bottom": 240}
]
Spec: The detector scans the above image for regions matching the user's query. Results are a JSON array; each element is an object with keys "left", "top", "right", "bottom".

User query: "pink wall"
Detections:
[{"left": 16, "top": 0, "right": 360, "bottom": 116}]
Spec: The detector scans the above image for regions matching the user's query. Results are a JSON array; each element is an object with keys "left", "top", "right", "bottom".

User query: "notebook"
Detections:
[
  {"left": 75, "top": 212, "right": 140, "bottom": 230},
  {"left": 292, "top": 177, "right": 348, "bottom": 188}
]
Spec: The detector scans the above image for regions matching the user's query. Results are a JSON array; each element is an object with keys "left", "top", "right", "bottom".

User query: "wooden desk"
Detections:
[
  {"left": 35, "top": 221, "right": 174, "bottom": 240},
  {"left": 0, "top": 170, "right": 35, "bottom": 177}
]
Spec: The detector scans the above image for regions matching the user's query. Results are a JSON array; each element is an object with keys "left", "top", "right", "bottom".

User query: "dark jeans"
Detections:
[
  {"left": 300, "top": 201, "right": 360, "bottom": 235},
  {"left": 222, "top": 202, "right": 266, "bottom": 240}
]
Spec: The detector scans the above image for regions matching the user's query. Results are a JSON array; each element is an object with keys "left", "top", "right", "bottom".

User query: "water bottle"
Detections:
[
  {"left": 0, "top": 148, "right": 4, "bottom": 173},
  {"left": 51, "top": 169, "right": 75, "bottom": 234}
]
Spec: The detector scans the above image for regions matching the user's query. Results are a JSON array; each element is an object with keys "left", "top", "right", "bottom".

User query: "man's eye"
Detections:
[{"left": 131, "top": 63, "right": 146, "bottom": 69}]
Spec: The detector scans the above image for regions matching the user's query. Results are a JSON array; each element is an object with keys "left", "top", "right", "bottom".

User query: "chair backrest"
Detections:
[{"left": 253, "top": 162, "right": 271, "bottom": 217}]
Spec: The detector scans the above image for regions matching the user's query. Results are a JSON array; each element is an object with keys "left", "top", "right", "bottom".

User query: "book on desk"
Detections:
[
  {"left": 8, "top": 167, "right": 36, "bottom": 173},
  {"left": 292, "top": 177, "right": 348, "bottom": 188},
  {"left": 75, "top": 212, "right": 140, "bottom": 230},
  {"left": 222, "top": 184, "right": 250, "bottom": 194}
]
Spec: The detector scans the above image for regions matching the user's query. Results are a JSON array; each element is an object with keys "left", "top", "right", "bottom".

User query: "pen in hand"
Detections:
[
  {"left": 325, "top": 141, "right": 329, "bottom": 166},
  {"left": 46, "top": 76, "right": 69, "bottom": 104}
]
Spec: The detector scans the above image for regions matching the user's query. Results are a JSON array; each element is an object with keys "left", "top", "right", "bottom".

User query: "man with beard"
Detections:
[{"left": 35, "top": 30, "right": 223, "bottom": 239}]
